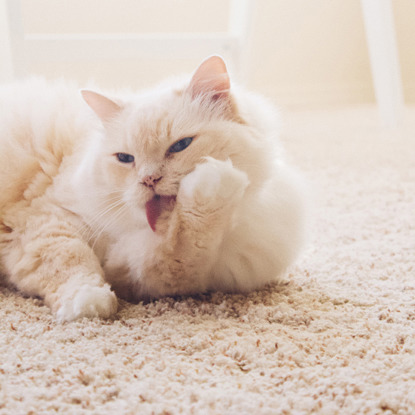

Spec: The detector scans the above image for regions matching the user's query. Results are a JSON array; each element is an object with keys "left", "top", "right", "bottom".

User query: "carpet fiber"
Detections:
[{"left": 1, "top": 106, "right": 414, "bottom": 414}]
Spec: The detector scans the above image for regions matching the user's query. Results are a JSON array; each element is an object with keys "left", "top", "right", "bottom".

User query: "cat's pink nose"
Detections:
[{"left": 141, "top": 175, "right": 162, "bottom": 188}]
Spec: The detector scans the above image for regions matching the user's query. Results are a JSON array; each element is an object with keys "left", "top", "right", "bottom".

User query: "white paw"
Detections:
[
  {"left": 180, "top": 158, "right": 249, "bottom": 202},
  {"left": 56, "top": 283, "right": 118, "bottom": 323}
]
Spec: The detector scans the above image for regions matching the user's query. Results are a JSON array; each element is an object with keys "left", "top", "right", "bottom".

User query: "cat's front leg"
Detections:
[
  {"left": 137, "top": 158, "right": 249, "bottom": 298},
  {"left": 53, "top": 272, "right": 117, "bottom": 323},
  {"left": 2, "top": 206, "right": 117, "bottom": 322}
]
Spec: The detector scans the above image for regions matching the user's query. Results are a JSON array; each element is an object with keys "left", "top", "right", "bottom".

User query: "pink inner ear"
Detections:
[
  {"left": 188, "top": 56, "right": 230, "bottom": 99},
  {"left": 81, "top": 90, "right": 121, "bottom": 122}
]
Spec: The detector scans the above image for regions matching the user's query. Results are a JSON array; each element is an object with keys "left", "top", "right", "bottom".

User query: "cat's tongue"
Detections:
[{"left": 145, "top": 195, "right": 176, "bottom": 232}]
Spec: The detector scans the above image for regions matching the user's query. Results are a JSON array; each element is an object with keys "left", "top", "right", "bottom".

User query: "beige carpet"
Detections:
[{"left": 1, "top": 106, "right": 414, "bottom": 414}]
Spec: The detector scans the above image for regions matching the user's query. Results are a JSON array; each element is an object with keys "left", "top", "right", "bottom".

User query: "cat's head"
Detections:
[{"left": 80, "top": 56, "right": 276, "bottom": 226}]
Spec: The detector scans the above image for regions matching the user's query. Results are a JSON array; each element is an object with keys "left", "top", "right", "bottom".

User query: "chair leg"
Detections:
[
  {"left": 0, "top": 0, "right": 14, "bottom": 81},
  {"left": 228, "top": 0, "right": 255, "bottom": 82},
  {"left": 0, "top": 0, "right": 25, "bottom": 82},
  {"left": 361, "top": 0, "right": 404, "bottom": 127}
]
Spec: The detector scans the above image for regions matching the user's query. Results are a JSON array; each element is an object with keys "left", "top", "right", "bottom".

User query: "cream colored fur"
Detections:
[{"left": 0, "top": 57, "right": 307, "bottom": 321}]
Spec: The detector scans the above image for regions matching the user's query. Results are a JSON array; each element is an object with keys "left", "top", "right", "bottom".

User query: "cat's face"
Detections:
[
  {"left": 81, "top": 56, "right": 267, "bottom": 229},
  {"left": 99, "top": 92, "right": 244, "bottom": 208}
]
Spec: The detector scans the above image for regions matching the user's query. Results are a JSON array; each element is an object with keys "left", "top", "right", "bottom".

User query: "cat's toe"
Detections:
[
  {"left": 56, "top": 283, "right": 118, "bottom": 322},
  {"left": 180, "top": 157, "right": 249, "bottom": 202}
]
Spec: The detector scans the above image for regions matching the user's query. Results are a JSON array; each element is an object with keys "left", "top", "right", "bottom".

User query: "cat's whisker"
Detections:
[
  {"left": 76, "top": 189, "right": 127, "bottom": 199},
  {"left": 89, "top": 205, "right": 129, "bottom": 250},
  {"left": 85, "top": 198, "right": 127, "bottom": 235},
  {"left": 84, "top": 213, "right": 124, "bottom": 244},
  {"left": 71, "top": 197, "right": 127, "bottom": 244}
]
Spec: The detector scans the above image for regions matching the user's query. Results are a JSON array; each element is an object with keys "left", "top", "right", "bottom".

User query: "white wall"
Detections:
[
  {"left": 13, "top": 0, "right": 415, "bottom": 107},
  {"left": 248, "top": 0, "right": 415, "bottom": 108}
]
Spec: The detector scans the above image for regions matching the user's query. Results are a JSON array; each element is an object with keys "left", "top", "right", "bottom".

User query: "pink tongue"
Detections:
[{"left": 145, "top": 195, "right": 176, "bottom": 232}]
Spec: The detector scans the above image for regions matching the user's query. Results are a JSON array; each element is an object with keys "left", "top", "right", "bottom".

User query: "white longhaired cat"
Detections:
[{"left": 0, "top": 56, "right": 307, "bottom": 322}]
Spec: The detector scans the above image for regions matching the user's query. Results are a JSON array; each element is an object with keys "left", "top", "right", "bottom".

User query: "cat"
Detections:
[{"left": 0, "top": 56, "right": 307, "bottom": 322}]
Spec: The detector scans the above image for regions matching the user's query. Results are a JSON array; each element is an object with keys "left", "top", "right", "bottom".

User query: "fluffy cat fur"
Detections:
[{"left": 0, "top": 56, "right": 307, "bottom": 322}]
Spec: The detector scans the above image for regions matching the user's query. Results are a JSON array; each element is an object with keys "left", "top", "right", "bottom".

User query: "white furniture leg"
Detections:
[
  {"left": 228, "top": 0, "right": 255, "bottom": 81},
  {"left": 0, "top": 0, "right": 25, "bottom": 81},
  {"left": 361, "top": 0, "right": 404, "bottom": 127},
  {"left": 0, "top": 0, "right": 14, "bottom": 82}
]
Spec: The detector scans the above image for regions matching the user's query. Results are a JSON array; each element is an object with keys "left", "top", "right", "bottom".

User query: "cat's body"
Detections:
[{"left": 0, "top": 57, "right": 307, "bottom": 321}]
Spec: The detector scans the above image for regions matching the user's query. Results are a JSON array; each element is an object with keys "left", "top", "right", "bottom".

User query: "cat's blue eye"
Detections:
[
  {"left": 116, "top": 153, "right": 135, "bottom": 163},
  {"left": 169, "top": 137, "right": 194, "bottom": 153}
]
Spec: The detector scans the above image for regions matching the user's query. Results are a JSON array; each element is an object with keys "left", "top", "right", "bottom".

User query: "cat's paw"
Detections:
[
  {"left": 56, "top": 282, "right": 118, "bottom": 323},
  {"left": 180, "top": 158, "right": 249, "bottom": 203}
]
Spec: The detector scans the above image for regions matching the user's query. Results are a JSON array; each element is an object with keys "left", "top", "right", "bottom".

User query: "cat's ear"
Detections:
[
  {"left": 81, "top": 90, "right": 122, "bottom": 123},
  {"left": 187, "top": 55, "right": 230, "bottom": 100}
]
